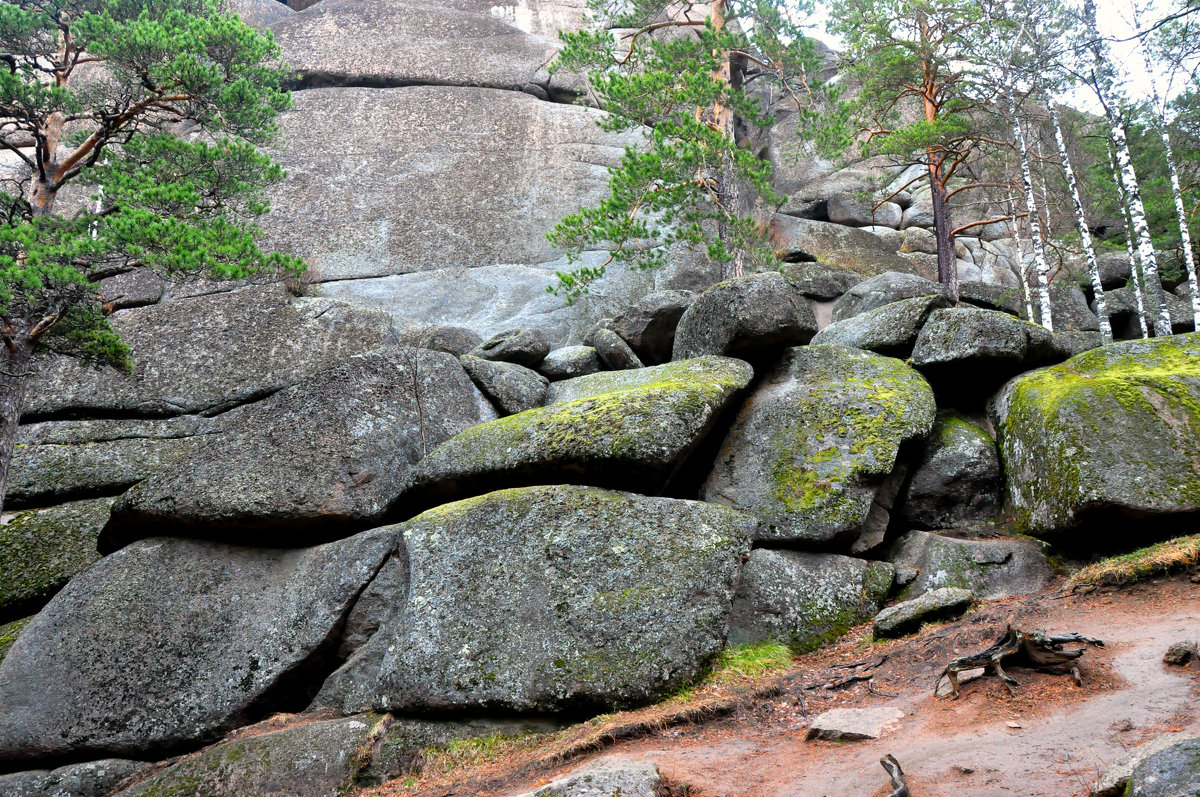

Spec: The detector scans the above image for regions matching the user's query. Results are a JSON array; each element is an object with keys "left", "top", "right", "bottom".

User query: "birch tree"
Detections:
[
  {"left": 546, "top": 0, "right": 825, "bottom": 299},
  {"left": 1108, "top": 139, "right": 1152, "bottom": 337},
  {"left": 1009, "top": 103, "right": 1055, "bottom": 329},
  {"left": 1049, "top": 104, "right": 1113, "bottom": 341}
]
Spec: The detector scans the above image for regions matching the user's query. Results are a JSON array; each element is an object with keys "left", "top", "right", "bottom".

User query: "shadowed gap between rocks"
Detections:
[
  {"left": 1050, "top": 506, "right": 1200, "bottom": 559},
  {"left": 288, "top": 73, "right": 581, "bottom": 105},
  {"left": 19, "top": 382, "right": 292, "bottom": 425}
]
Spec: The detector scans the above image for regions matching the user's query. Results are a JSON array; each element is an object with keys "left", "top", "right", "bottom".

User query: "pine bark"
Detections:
[
  {"left": 1009, "top": 99, "right": 1053, "bottom": 331},
  {"left": 929, "top": 160, "right": 958, "bottom": 300},
  {"left": 1050, "top": 105, "right": 1112, "bottom": 343}
]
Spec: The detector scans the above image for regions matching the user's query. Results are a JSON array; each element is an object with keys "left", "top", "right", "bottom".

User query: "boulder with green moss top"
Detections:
[
  {"left": 330, "top": 486, "right": 754, "bottom": 714},
  {"left": 727, "top": 549, "right": 894, "bottom": 653},
  {"left": 888, "top": 531, "right": 1052, "bottom": 600},
  {"left": 672, "top": 273, "right": 817, "bottom": 360},
  {"left": 899, "top": 414, "right": 1001, "bottom": 529},
  {"left": 830, "top": 272, "right": 941, "bottom": 322},
  {"left": 811, "top": 294, "right": 950, "bottom": 358},
  {"left": 991, "top": 334, "right": 1200, "bottom": 539},
  {"left": 0, "top": 759, "right": 144, "bottom": 797},
  {"left": 872, "top": 587, "right": 973, "bottom": 639},
  {"left": 0, "top": 529, "right": 397, "bottom": 764},
  {"left": 398, "top": 357, "right": 754, "bottom": 510},
  {"left": 0, "top": 498, "right": 114, "bottom": 622},
  {"left": 107, "top": 347, "right": 493, "bottom": 548},
  {"left": 702, "top": 345, "right": 936, "bottom": 547}
]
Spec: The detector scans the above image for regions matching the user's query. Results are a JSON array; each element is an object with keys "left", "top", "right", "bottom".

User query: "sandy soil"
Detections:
[{"left": 485, "top": 577, "right": 1200, "bottom": 797}]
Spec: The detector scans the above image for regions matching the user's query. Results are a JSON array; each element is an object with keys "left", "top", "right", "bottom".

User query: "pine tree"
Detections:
[{"left": 0, "top": 0, "right": 303, "bottom": 512}]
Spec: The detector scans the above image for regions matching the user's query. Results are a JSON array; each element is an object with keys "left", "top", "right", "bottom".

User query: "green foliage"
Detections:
[
  {"left": 0, "top": 0, "right": 302, "bottom": 367},
  {"left": 704, "top": 642, "right": 794, "bottom": 684},
  {"left": 546, "top": 0, "right": 826, "bottom": 301}
]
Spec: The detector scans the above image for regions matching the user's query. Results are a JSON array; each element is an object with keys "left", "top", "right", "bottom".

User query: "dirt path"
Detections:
[{"left": 498, "top": 578, "right": 1200, "bottom": 797}]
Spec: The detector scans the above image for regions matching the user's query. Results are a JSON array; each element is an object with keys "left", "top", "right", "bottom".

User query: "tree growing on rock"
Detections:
[
  {"left": 0, "top": 0, "right": 303, "bottom": 512},
  {"left": 545, "top": 0, "right": 827, "bottom": 300}
]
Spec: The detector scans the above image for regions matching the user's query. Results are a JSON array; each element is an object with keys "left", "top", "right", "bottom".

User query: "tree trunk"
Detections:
[
  {"left": 1140, "top": 44, "right": 1200, "bottom": 329},
  {"left": 1050, "top": 105, "right": 1112, "bottom": 344},
  {"left": 1009, "top": 191, "right": 1036, "bottom": 322},
  {"left": 708, "top": 0, "right": 743, "bottom": 280},
  {"left": 0, "top": 336, "right": 34, "bottom": 516},
  {"left": 1010, "top": 101, "right": 1053, "bottom": 331},
  {"left": 1107, "top": 140, "right": 1149, "bottom": 338},
  {"left": 30, "top": 111, "right": 64, "bottom": 217},
  {"left": 929, "top": 158, "right": 958, "bottom": 301}
]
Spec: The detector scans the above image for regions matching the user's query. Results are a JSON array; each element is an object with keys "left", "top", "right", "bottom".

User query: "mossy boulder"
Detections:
[
  {"left": 330, "top": 486, "right": 754, "bottom": 714},
  {"left": 991, "top": 334, "right": 1200, "bottom": 540},
  {"left": 830, "top": 272, "right": 941, "bottom": 323},
  {"left": 398, "top": 357, "right": 753, "bottom": 511},
  {"left": 899, "top": 414, "right": 1002, "bottom": 529},
  {"left": 1126, "top": 737, "right": 1200, "bottom": 797},
  {"left": 728, "top": 549, "right": 894, "bottom": 653},
  {"left": 702, "top": 345, "right": 936, "bottom": 546},
  {"left": 672, "top": 273, "right": 817, "bottom": 360},
  {"left": 0, "top": 618, "right": 29, "bottom": 666},
  {"left": 0, "top": 529, "right": 397, "bottom": 765},
  {"left": 0, "top": 498, "right": 114, "bottom": 622},
  {"left": 107, "top": 347, "right": 493, "bottom": 548},
  {"left": 888, "top": 531, "right": 1052, "bottom": 600},
  {"left": 811, "top": 294, "right": 950, "bottom": 358}
]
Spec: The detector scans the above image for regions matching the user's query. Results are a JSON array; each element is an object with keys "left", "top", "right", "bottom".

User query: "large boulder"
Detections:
[
  {"left": 672, "top": 272, "right": 816, "bottom": 360},
  {"left": 0, "top": 759, "right": 143, "bottom": 797},
  {"left": 991, "top": 334, "right": 1200, "bottom": 540},
  {"left": 460, "top": 355, "right": 548, "bottom": 415},
  {"left": 702, "top": 346, "right": 936, "bottom": 546},
  {"left": 1033, "top": 282, "right": 1100, "bottom": 332},
  {"left": 323, "top": 486, "right": 754, "bottom": 714},
  {"left": 778, "top": 261, "right": 865, "bottom": 301},
  {"left": 270, "top": 0, "right": 564, "bottom": 95},
  {"left": 830, "top": 272, "right": 941, "bottom": 322},
  {"left": 108, "top": 347, "right": 493, "bottom": 547},
  {"left": 728, "top": 549, "right": 894, "bottom": 653},
  {"left": 872, "top": 587, "right": 973, "bottom": 639},
  {"left": 399, "top": 357, "right": 753, "bottom": 511},
  {"left": 769, "top": 216, "right": 920, "bottom": 279},
  {"left": 25, "top": 286, "right": 394, "bottom": 418},
  {"left": 470, "top": 327, "right": 551, "bottom": 368},
  {"left": 227, "top": 0, "right": 292, "bottom": 30},
  {"left": 899, "top": 414, "right": 1002, "bottom": 529},
  {"left": 264, "top": 87, "right": 716, "bottom": 345},
  {"left": 0, "top": 530, "right": 397, "bottom": 765},
  {"left": 888, "top": 531, "right": 1052, "bottom": 600},
  {"left": 1126, "top": 737, "right": 1200, "bottom": 797},
  {"left": 608, "top": 289, "right": 696, "bottom": 364},
  {"left": 0, "top": 498, "right": 114, "bottom": 623},
  {"left": 538, "top": 345, "right": 601, "bottom": 380},
  {"left": 8, "top": 417, "right": 215, "bottom": 508},
  {"left": 811, "top": 293, "right": 950, "bottom": 358}
]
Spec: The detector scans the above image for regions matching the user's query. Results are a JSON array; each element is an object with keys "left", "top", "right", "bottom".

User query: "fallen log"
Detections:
[{"left": 935, "top": 626, "right": 1104, "bottom": 699}]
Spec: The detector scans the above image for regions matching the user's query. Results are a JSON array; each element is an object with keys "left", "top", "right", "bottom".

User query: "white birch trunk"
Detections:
[
  {"left": 1140, "top": 42, "right": 1200, "bottom": 329},
  {"left": 1009, "top": 96, "right": 1054, "bottom": 331},
  {"left": 1049, "top": 104, "right": 1112, "bottom": 343},
  {"left": 1107, "top": 139, "right": 1150, "bottom": 339},
  {"left": 1009, "top": 191, "right": 1036, "bottom": 322},
  {"left": 1084, "top": 0, "right": 1171, "bottom": 336}
]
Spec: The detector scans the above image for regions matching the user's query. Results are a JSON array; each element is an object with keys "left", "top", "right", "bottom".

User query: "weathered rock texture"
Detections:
[
  {"left": 0, "top": 530, "right": 397, "bottom": 765},
  {"left": 872, "top": 587, "right": 973, "bottom": 639},
  {"left": 326, "top": 486, "right": 753, "bottom": 714},
  {"left": 672, "top": 273, "right": 816, "bottom": 360},
  {"left": 108, "top": 348, "right": 492, "bottom": 546},
  {"left": 511, "top": 759, "right": 663, "bottom": 797},
  {"left": 1126, "top": 737, "right": 1200, "bottom": 797},
  {"left": 991, "top": 334, "right": 1200, "bottom": 539},
  {"left": 811, "top": 294, "right": 950, "bottom": 358},
  {"left": 900, "top": 414, "right": 1002, "bottom": 529},
  {"left": 889, "top": 531, "right": 1052, "bottom": 600},
  {"left": 400, "top": 357, "right": 753, "bottom": 511},
  {"left": 728, "top": 549, "right": 894, "bottom": 653},
  {"left": 703, "top": 346, "right": 936, "bottom": 546},
  {"left": 0, "top": 759, "right": 143, "bottom": 797}
]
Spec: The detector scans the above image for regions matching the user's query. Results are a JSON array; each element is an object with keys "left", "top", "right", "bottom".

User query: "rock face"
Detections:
[
  {"left": 265, "top": 86, "right": 715, "bottom": 344},
  {"left": 872, "top": 587, "right": 973, "bottom": 639},
  {"left": 728, "top": 550, "right": 894, "bottom": 653},
  {"left": 811, "top": 293, "right": 950, "bottom": 358},
  {"left": 25, "top": 286, "right": 394, "bottom": 418},
  {"left": 0, "top": 498, "right": 114, "bottom": 622},
  {"left": 400, "top": 357, "right": 754, "bottom": 510},
  {"left": 672, "top": 273, "right": 817, "bottom": 360},
  {"left": 992, "top": 334, "right": 1200, "bottom": 539},
  {"left": 703, "top": 346, "right": 936, "bottom": 546},
  {"left": 888, "top": 531, "right": 1052, "bottom": 600},
  {"left": 511, "top": 759, "right": 663, "bottom": 797},
  {"left": 0, "top": 530, "right": 397, "bottom": 765},
  {"left": 900, "top": 414, "right": 1002, "bottom": 529},
  {"left": 348, "top": 487, "right": 753, "bottom": 713},
  {"left": 108, "top": 348, "right": 492, "bottom": 546},
  {"left": 1126, "top": 737, "right": 1200, "bottom": 797},
  {"left": 0, "top": 759, "right": 143, "bottom": 797},
  {"left": 271, "top": 0, "right": 561, "bottom": 94}
]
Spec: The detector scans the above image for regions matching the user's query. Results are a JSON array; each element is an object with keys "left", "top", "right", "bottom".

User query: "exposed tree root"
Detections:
[
  {"left": 935, "top": 626, "right": 1105, "bottom": 699},
  {"left": 880, "top": 754, "right": 909, "bottom": 797}
]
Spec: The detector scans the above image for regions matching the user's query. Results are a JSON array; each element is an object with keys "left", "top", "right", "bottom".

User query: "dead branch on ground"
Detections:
[{"left": 934, "top": 626, "right": 1104, "bottom": 699}]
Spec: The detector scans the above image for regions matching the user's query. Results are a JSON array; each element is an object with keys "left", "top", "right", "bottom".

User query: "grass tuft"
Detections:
[
  {"left": 1069, "top": 533, "right": 1200, "bottom": 588},
  {"left": 705, "top": 643, "right": 795, "bottom": 685}
]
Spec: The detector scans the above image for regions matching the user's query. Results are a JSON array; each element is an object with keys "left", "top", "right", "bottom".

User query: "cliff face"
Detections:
[{"left": 1, "top": 2, "right": 1198, "bottom": 795}]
